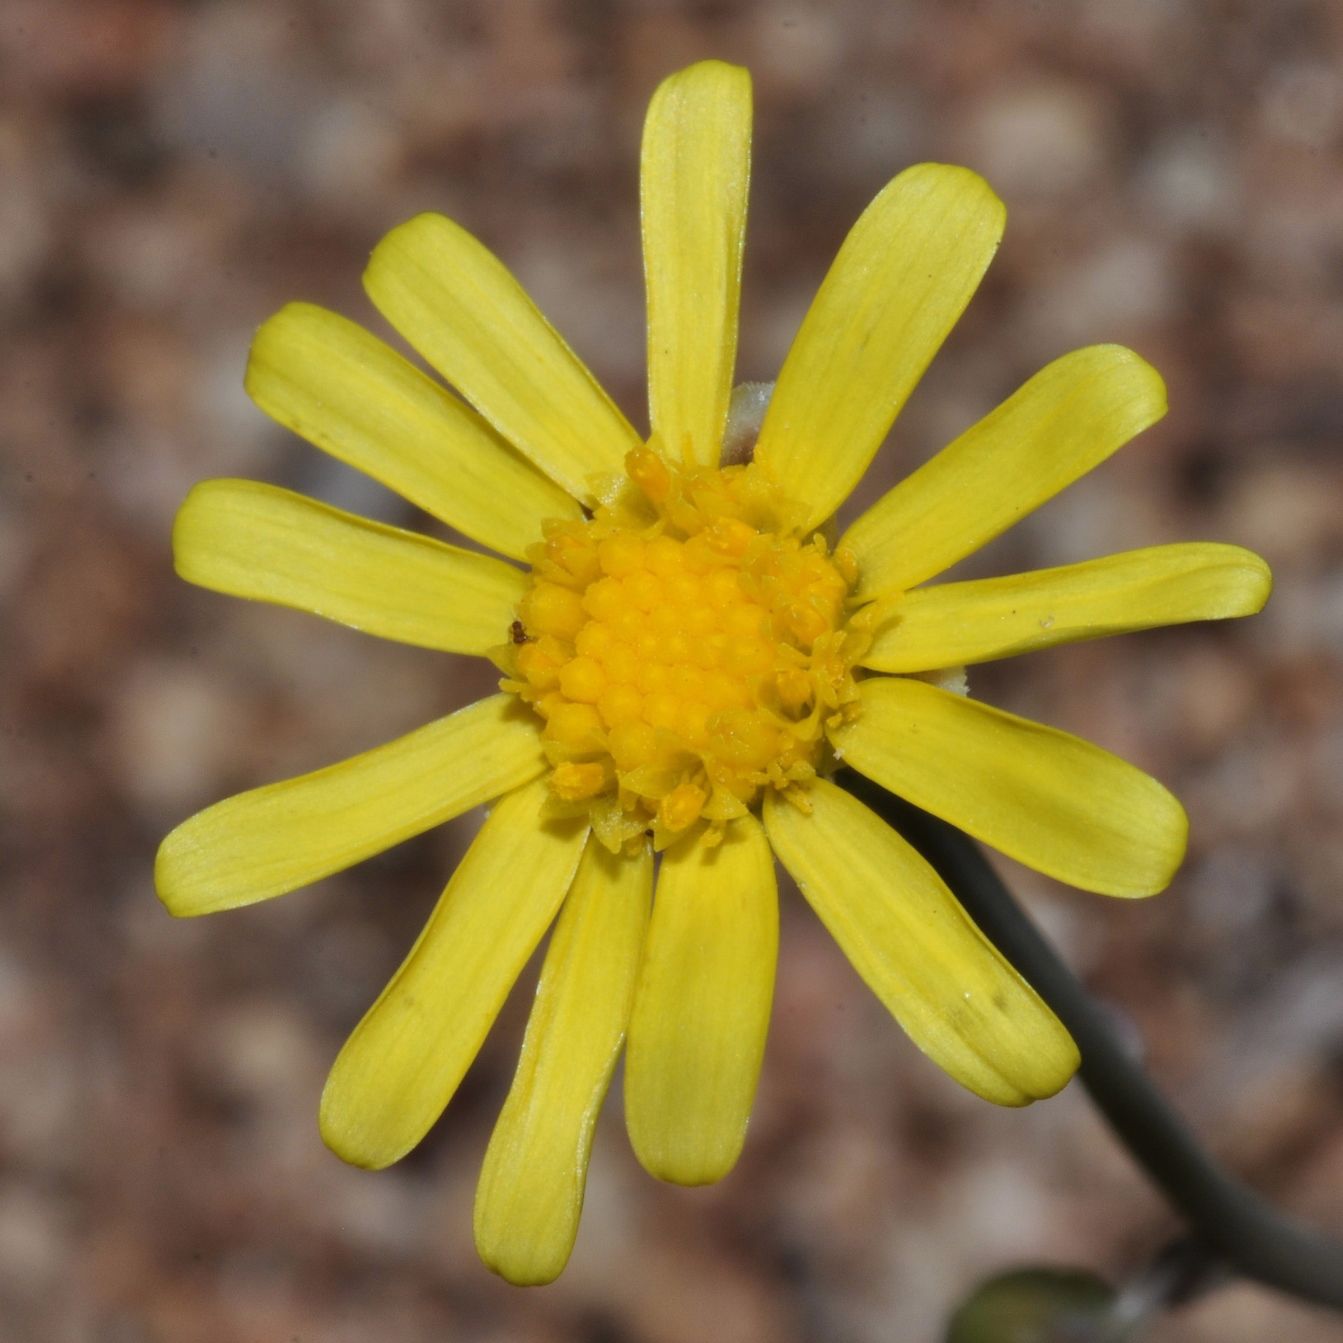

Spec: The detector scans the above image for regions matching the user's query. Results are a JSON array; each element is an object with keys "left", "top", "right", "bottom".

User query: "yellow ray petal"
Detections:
[
  {"left": 246, "top": 303, "right": 577, "bottom": 560},
  {"left": 753, "top": 164, "right": 1004, "bottom": 529},
  {"left": 641, "top": 60, "right": 751, "bottom": 468},
  {"left": 624, "top": 816, "right": 777, "bottom": 1185},
  {"left": 320, "top": 779, "right": 589, "bottom": 1170},
  {"left": 363, "top": 214, "right": 641, "bottom": 502},
  {"left": 763, "top": 782, "right": 1078, "bottom": 1105},
  {"left": 863, "top": 543, "right": 1272, "bottom": 673},
  {"left": 156, "top": 695, "right": 545, "bottom": 916},
  {"left": 843, "top": 345, "right": 1168, "bottom": 600},
  {"left": 475, "top": 841, "right": 652, "bottom": 1285},
  {"left": 832, "top": 678, "right": 1187, "bottom": 897},
  {"left": 173, "top": 478, "right": 526, "bottom": 654}
]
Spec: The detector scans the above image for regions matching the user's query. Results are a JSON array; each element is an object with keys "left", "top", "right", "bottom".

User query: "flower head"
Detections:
[
  {"left": 158, "top": 60, "right": 1271, "bottom": 1283},
  {"left": 501, "top": 442, "right": 869, "bottom": 852}
]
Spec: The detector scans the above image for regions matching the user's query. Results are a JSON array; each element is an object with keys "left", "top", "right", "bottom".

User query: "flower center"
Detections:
[{"left": 499, "top": 446, "right": 868, "bottom": 851}]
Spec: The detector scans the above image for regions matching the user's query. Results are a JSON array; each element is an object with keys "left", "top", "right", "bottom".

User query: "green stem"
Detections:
[
  {"left": 1097, "top": 1236, "right": 1226, "bottom": 1341},
  {"left": 836, "top": 771, "right": 1343, "bottom": 1313}
]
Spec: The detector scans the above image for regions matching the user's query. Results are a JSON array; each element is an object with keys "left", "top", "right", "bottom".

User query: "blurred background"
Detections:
[{"left": 3, "top": 0, "right": 1343, "bottom": 1339}]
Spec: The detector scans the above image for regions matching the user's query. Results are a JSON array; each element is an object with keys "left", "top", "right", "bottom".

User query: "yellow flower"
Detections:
[{"left": 157, "top": 61, "right": 1271, "bottom": 1283}]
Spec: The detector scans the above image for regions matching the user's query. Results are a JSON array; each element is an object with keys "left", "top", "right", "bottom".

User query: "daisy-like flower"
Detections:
[{"left": 158, "top": 61, "right": 1271, "bottom": 1283}]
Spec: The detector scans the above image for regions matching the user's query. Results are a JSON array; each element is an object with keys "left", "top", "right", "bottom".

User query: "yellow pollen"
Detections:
[
  {"left": 659, "top": 782, "right": 709, "bottom": 832},
  {"left": 550, "top": 760, "right": 611, "bottom": 801},
  {"left": 499, "top": 447, "right": 868, "bottom": 852}
]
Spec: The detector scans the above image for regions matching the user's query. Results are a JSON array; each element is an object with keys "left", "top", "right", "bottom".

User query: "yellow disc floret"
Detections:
[{"left": 497, "top": 446, "right": 869, "bottom": 852}]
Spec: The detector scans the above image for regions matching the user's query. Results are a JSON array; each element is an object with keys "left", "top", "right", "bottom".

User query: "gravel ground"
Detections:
[{"left": 3, "top": 1, "right": 1342, "bottom": 1340}]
